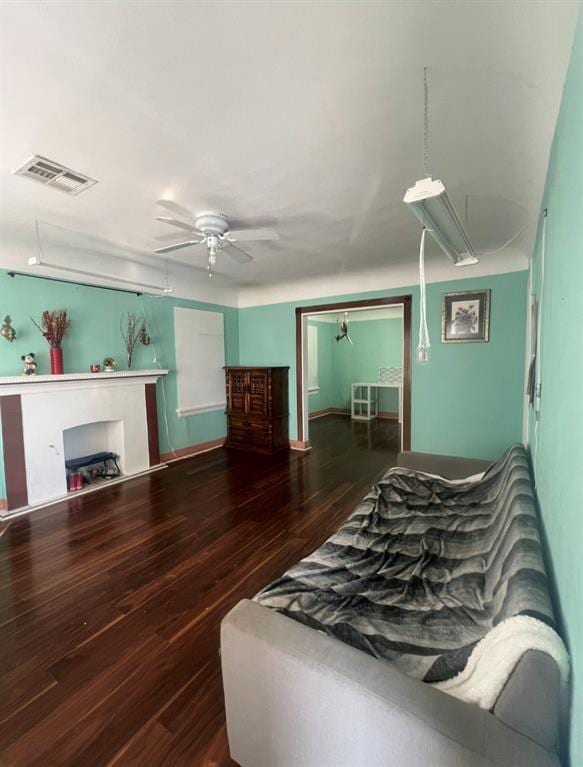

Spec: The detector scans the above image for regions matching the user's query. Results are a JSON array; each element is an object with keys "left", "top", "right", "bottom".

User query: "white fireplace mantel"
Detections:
[
  {"left": 0, "top": 369, "right": 169, "bottom": 515},
  {"left": 0, "top": 369, "right": 169, "bottom": 395}
]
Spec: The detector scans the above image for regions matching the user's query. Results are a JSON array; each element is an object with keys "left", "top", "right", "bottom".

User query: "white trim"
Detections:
[
  {"left": 176, "top": 402, "right": 226, "bottom": 417},
  {"left": 0, "top": 369, "right": 168, "bottom": 395},
  {"left": 0, "top": 463, "right": 167, "bottom": 520},
  {"left": 309, "top": 307, "right": 403, "bottom": 322},
  {"left": 0, "top": 369, "right": 168, "bottom": 385},
  {"left": 238, "top": 252, "right": 528, "bottom": 308},
  {"left": 308, "top": 386, "right": 320, "bottom": 394},
  {"left": 163, "top": 443, "right": 224, "bottom": 463}
]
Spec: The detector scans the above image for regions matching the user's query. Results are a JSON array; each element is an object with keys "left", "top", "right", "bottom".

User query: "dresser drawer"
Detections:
[{"left": 227, "top": 416, "right": 271, "bottom": 448}]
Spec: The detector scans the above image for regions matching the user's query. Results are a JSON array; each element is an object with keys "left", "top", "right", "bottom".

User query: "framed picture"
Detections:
[{"left": 441, "top": 289, "right": 491, "bottom": 343}]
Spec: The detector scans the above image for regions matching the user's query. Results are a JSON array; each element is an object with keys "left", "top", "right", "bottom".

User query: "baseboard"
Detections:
[
  {"left": 378, "top": 411, "right": 399, "bottom": 421},
  {"left": 309, "top": 409, "right": 398, "bottom": 421},
  {"left": 0, "top": 464, "right": 167, "bottom": 520},
  {"left": 289, "top": 439, "right": 312, "bottom": 451},
  {"left": 161, "top": 438, "right": 225, "bottom": 464},
  {"left": 308, "top": 408, "right": 335, "bottom": 420}
]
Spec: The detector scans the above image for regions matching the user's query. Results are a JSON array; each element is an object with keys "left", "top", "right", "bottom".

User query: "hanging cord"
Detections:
[
  {"left": 533, "top": 209, "right": 548, "bottom": 475},
  {"left": 35, "top": 219, "right": 47, "bottom": 261},
  {"left": 423, "top": 67, "right": 431, "bottom": 178},
  {"left": 139, "top": 294, "right": 177, "bottom": 458},
  {"left": 417, "top": 228, "right": 430, "bottom": 363},
  {"left": 476, "top": 217, "right": 533, "bottom": 258}
]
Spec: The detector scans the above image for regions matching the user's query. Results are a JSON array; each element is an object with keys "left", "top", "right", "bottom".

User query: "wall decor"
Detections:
[
  {"left": 103, "top": 357, "right": 117, "bottom": 372},
  {"left": 1, "top": 315, "right": 16, "bottom": 342},
  {"left": 120, "top": 312, "right": 145, "bottom": 368},
  {"left": 139, "top": 325, "right": 151, "bottom": 346},
  {"left": 441, "top": 289, "right": 490, "bottom": 343},
  {"left": 31, "top": 309, "right": 71, "bottom": 373}
]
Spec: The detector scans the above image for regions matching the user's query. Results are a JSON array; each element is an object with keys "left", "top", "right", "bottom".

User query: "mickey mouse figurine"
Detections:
[{"left": 21, "top": 352, "right": 37, "bottom": 376}]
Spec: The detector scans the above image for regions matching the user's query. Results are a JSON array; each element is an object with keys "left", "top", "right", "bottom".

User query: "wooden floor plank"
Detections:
[{"left": 1, "top": 415, "right": 398, "bottom": 766}]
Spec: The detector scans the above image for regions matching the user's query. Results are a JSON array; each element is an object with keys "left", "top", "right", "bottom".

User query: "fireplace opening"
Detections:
[{"left": 63, "top": 420, "right": 124, "bottom": 493}]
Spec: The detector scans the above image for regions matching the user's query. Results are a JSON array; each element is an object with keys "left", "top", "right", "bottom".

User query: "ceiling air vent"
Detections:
[{"left": 13, "top": 155, "right": 97, "bottom": 195}]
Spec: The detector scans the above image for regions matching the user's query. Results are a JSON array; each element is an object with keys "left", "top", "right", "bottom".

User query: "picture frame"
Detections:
[{"left": 441, "top": 289, "right": 491, "bottom": 343}]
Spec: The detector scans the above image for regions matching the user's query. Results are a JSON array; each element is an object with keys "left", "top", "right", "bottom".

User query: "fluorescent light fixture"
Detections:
[
  {"left": 403, "top": 178, "right": 479, "bottom": 267},
  {"left": 27, "top": 255, "right": 173, "bottom": 294}
]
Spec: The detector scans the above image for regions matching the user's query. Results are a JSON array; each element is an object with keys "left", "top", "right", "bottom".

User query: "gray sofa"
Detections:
[{"left": 221, "top": 451, "right": 562, "bottom": 767}]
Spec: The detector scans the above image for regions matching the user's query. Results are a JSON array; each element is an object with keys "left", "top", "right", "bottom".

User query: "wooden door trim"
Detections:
[{"left": 295, "top": 295, "right": 413, "bottom": 450}]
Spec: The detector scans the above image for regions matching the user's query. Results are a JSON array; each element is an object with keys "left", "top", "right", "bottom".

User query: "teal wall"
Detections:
[
  {"left": 330, "top": 317, "right": 402, "bottom": 412},
  {"left": 239, "top": 269, "right": 528, "bottom": 459},
  {"left": 527, "top": 13, "right": 582, "bottom": 766},
  {"left": 308, "top": 317, "right": 403, "bottom": 414},
  {"left": 307, "top": 320, "right": 334, "bottom": 413},
  {"left": 0, "top": 268, "right": 239, "bottom": 500}
]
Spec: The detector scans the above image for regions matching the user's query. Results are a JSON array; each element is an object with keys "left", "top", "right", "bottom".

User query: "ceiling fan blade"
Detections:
[
  {"left": 154, "top": 230, "right": 192, "bottom": 242},
  {"left": 156, "top": 216, "right": 200, "bottom": 233},
  {"left": 156, "top": 199, "right": 195, "bottom": 220},
  {"left": 154, "top": 240, "right": 203, "bottom": 254},
  {"left": 223, "top": 243, "right": 253, "bottom": 263},
  {"left": 227, "top": 228, "right": 279, "bottom": 242}
]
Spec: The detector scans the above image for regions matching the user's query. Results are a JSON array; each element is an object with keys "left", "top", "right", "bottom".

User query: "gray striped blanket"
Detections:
[{"left": 254, "top": 444, "right": 555, "bottom": 685}]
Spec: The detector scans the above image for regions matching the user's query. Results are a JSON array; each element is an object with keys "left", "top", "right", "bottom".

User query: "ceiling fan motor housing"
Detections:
[{"left": 194, "top": 212, "right": 229, "bottom": 236}]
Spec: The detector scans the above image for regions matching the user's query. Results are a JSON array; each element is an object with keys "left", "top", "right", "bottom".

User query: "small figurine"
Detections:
[{"left": 21, "top": 352, "right": 37, "bottom": 376}]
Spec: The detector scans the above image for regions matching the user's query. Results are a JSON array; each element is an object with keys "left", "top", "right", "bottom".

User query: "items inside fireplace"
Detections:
[{"left": 65, "top": 451, "right": 121, "bottom": 493}]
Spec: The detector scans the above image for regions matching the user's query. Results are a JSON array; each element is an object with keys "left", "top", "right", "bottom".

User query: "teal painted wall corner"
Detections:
[{"left": 527, "top": 10, "right": 583, "bottom": 766}]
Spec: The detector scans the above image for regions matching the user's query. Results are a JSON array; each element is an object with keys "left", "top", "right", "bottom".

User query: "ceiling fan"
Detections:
[{"left": 153, "top": 200, "right": 279, "bottom": 277}]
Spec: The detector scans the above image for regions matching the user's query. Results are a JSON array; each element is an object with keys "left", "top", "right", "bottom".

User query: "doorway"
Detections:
[{"left": 295, "top": 295, "right": 412, "bottom": 451}]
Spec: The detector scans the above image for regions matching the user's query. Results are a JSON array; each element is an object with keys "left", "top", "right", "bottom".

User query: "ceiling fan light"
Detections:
[{"left": 403, "top": 177, "right": 478, "bottom": 267}]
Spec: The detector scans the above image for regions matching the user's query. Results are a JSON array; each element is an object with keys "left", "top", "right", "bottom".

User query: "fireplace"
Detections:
[
  {"left": 63, "top": 420, "right": 124, "bottom": 469},
  {"left": 0, "top": 369, "right": 168, "bottom": 514},
  {"left": 63, "top": 420, "right": 124, "bottom": 491}
]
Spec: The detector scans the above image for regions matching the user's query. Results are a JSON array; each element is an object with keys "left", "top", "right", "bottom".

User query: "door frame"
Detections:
[{"left": 294, "top": 295, "right": 412, "bottom": 450}]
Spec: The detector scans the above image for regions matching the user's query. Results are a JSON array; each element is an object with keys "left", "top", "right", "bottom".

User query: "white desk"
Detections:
[{"left": 351, "top": 382, "right": 403, "bottom": 423}]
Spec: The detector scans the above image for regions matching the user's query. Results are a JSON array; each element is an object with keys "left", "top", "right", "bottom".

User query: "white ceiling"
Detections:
[{"left": 0, "top": 0, "right": 578, "bottom": 295}]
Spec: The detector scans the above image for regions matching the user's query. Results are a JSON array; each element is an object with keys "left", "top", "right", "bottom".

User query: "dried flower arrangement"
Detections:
[
  {"left": 121, "top": 312, "right": 146, "bottom": 369},
  {"left": 31, "top": 310, "right": 71, "bottom": 348}
]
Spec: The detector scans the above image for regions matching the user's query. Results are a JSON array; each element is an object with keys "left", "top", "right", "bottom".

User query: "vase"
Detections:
[{"left": 50, "top": 347, "right": 64, "bottom": 375}]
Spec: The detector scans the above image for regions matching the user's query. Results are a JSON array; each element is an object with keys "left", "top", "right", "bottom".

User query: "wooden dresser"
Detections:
[{"left": 224, "top": 366, "right": 289, "bottom": 453}]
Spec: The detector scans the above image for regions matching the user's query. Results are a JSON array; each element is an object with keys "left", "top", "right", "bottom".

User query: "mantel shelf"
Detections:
[{"left": 0, "top": 369, "right": 169, "bottom": 387}]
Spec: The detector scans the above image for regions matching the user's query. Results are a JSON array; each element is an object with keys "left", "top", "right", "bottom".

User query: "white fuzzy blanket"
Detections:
[{"left": 433, "top": 615, "right": 569, "bottom": 711}]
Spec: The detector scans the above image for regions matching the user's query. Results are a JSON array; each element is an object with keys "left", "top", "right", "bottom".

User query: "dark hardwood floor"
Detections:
[{"left": 1, "top": 415, "right": 399, "bottom": 767}]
